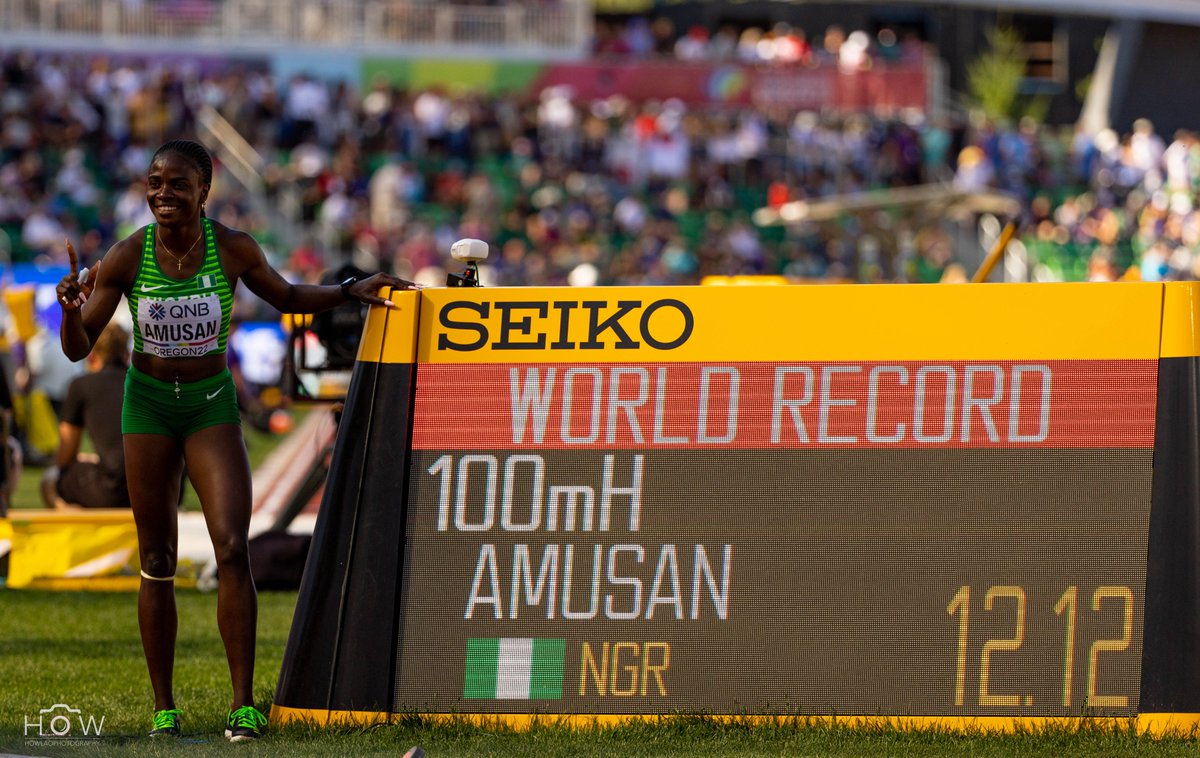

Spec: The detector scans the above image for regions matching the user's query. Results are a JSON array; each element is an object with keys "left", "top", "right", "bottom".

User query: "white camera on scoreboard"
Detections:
[{"left": 450, "top": 238, "right": 489, "bottom": 263}]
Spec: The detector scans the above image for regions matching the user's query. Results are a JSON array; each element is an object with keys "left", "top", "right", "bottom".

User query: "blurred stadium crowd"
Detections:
[
  {"left": 3, "top": 44, "right": 1200, "bottom": 302},
  {"left": 594, "top": 17, "right": 924, "bottom": 69}
]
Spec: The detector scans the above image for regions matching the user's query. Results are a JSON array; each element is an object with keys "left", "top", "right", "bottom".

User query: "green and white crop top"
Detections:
[{"left": 128, "top": 218, "right": 234, "bottom": 358}]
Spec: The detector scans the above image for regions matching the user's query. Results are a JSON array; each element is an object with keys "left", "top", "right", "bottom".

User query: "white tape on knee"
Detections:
[{"left": 140, "top": 570, "right": 175, "bottom": 582}]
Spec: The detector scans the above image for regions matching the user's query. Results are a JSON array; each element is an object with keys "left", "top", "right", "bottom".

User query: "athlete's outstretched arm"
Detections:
[{"left": 225, "top": 225, "right": 418, "bottom": 314}]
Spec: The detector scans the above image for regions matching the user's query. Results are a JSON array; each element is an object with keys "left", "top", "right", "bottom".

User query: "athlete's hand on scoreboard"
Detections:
[
  {"left": 56, "top": 239, "right": 100, "bottom": 311},
  {"left": 346, "top": 272, "right": 422, "bottom": 308}
]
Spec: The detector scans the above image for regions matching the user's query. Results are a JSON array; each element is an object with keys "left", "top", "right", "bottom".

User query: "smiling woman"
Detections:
[{"left": 54, "top": 139, "right": 419, "bottom": 742}]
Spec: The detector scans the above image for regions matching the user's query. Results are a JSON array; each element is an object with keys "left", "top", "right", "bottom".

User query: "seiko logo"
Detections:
[{"left": 436, "top": 299, "right": 694, "bottom": 352}]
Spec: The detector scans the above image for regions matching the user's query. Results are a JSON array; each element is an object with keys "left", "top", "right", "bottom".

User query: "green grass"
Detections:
[
  {"left": 0, "top": 589, "right": 295, "bottom": 755},
  {"left": 1, "top": 592, "right": 1199, "bottom": 757}
]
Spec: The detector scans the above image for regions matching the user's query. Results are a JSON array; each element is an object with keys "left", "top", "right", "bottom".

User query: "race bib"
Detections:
[{"left": 137, "top": 293, "right": 222, "bottom": 358}]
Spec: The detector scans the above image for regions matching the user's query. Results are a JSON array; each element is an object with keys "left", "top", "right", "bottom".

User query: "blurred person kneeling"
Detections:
[{"left": 41, "top": 323, "right": 131, "bottom": 509}]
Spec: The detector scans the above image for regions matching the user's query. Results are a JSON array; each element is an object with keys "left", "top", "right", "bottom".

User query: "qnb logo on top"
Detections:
[
  {"left": 138, "top": 294, "right": 222, "bottom": 358},
  {"left": 436, "top": 299, "right": 695, "bottom": 352}
]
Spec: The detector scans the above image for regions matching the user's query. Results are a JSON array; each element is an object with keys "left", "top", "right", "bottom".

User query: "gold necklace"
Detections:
[{"left": 156, "top": 224, "right": 203, "bottom": 271}]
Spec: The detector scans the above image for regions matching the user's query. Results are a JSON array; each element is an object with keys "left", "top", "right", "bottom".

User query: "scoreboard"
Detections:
[{"left": 274, "top": 282, "right": 1200, "bottom": 731}]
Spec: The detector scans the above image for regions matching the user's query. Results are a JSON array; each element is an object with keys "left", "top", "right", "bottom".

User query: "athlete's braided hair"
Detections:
[{"left": 151, "top": 139, "right": 213, "bottom": 186}]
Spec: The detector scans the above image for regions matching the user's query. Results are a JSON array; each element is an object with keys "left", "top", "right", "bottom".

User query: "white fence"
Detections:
[{"left": 0, "top": 0, "right": 591, "bottom": 55}]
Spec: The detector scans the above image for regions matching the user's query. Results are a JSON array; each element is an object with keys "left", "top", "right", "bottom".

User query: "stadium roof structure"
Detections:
[
  {"left": 751, "top": 0, "right": 1200, "bottom": 26},
  {"left": 964, "top": 0, "right": 1200, "bottom": 25}
]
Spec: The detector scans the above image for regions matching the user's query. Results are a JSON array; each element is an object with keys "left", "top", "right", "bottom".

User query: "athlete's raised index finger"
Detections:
[{"left": 66, "top": 239, "right": 78, "bottom": 275}]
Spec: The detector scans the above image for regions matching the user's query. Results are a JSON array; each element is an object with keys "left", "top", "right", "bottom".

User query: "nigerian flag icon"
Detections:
[{"left": 464, "top": 638, "right": 566, "bottom": 699}]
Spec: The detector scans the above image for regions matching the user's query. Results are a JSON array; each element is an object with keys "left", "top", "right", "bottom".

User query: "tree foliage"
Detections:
[{"left": 967, "top": 25, "right": 1028, "bottom": 121}]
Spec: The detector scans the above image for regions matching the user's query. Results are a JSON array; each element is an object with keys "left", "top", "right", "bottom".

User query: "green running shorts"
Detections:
[{"left": 122, "top": 365, "right": 240, "bottom": 438}]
